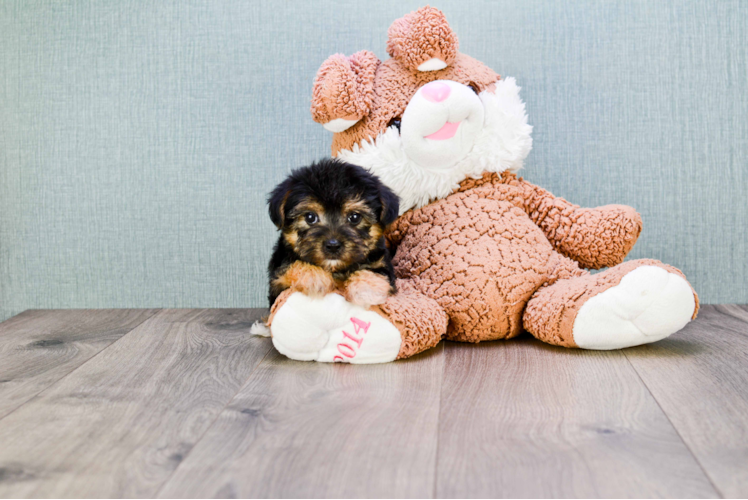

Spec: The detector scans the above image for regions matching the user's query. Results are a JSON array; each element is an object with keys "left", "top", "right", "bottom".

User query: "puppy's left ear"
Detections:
[
  {"left": 379, "top": 184, "right": 400, "bottom": 226},
  {"left": 268, "top": 179, "right": 292, "bottom": 229}
]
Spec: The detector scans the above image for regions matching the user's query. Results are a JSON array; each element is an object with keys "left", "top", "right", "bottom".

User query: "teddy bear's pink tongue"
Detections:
[{"left": 425, "top": 121, "right": 460, "bottom": 140}]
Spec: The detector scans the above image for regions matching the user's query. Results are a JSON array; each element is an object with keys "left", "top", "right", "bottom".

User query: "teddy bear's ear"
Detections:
[
  {"left": 311, "top": 50, "right": 379, "bottom": 133},
  {"left": 386, "top": 6, "right": 459, "bottom": 72}
]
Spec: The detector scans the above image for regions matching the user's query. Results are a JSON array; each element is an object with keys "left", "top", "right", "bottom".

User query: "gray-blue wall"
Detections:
[{"left": 1, "top": 0, "right": 746, "bottom": 321}]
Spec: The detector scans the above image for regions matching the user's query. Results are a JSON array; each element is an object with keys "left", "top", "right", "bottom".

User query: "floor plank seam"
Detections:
[
  {"left": 623, "top": 353, "right": 724, "bottom": 499},
  {"left": 154, "top": 340, "right": 274, "bottom": 498},
  {"left": 432, "top": 342, "right": 446, "bottom": 500},
  {"left": 0, "top": 308, "right": 162, "bottom": 425}
]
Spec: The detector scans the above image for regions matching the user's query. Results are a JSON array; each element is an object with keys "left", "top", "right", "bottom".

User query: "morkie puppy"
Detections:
[{"left": 266, "top": 158, "right": 400, "bottom": 309}]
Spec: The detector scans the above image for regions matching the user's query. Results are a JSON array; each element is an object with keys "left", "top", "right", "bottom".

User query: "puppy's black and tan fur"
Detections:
[{"left": 267, "top": 159, "right": 399, "bottom": 308}]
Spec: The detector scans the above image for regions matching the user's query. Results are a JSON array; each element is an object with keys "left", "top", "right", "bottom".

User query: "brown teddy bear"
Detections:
[{"left": 264, "top": 6, "right": 698, "bottom": 363}]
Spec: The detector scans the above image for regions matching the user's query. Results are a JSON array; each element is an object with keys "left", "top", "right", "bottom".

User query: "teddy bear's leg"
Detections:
[
  {"left": 266, "top": 279, "right": 447, "bottom": 363},
  {"left": 523, "top": 258, "right": 699, "bottom": 349},
  {"left": 378, "top": 279, "right": 448, "bottom": 359}
]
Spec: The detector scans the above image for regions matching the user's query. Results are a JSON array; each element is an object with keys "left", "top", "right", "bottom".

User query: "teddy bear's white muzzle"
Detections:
[{"left": 400, "top": 80, "right": 485, "bottom": 170}]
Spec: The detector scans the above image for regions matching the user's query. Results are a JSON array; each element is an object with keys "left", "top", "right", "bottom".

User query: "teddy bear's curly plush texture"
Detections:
[
  {"left": 387, "top": 170, "right": 698, "bottom": 345},
  {"left": 386, "top": 7, "right": 458, "bottom": 71},
  {"left": 389, "top": 172, "right": 620, "bottom": 342},
  {"left": 266, "top": 6, "right": 699, "bottom": 362},
  {"left": 376, "top": 279, "right": 448, "bottom": 359},
  {"left": 451, "top": 172, "right": 644, "bottom": 270},
  {"left": 310, "top": 50, "right": 379, "bottom": 124},
  {"left": 323, "top": 53, "right": 499, "bottom": 155},
  {"left": 523, "top": 258, "right": 698, "bottom": 347}
]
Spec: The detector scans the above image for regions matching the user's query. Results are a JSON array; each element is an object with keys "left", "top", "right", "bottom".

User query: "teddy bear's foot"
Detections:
[
  {"left": 573, "top": 265, "right": 696, "bottom": 349},
  {"left": 269, "top": 291, "right": 402, "bottom": 364},
  {"left": 524, "top": 259, "right": 698, "bottom": 350},
  {"left": 267, "top": 280, "right": 448, "bottom": 362}
]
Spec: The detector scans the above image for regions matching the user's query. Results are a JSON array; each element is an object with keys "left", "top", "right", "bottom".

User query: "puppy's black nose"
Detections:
[{"left": 324, "top": 239, "right": 341, "bottom": 252}]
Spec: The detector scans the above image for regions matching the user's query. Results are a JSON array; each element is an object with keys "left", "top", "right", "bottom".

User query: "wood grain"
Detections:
[
  {"left": 0, "top": 309, "right": 157, "bottom": 420},
  {"left": 626, "top": 304, "right": 748, "bottom": 498},
  {"left": 435, "top": 338, "right": 719, "bottom": 498},
  {"left": 1, "top": 306, "right": 746, "bottom": 498},
  {"left": 0, "top": 308, "right": 272, "bottom": 498},
  {"left": 158, "top": 344, "right": 445, "bottom": 498}
]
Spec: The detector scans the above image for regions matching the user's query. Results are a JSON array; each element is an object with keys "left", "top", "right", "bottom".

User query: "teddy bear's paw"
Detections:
[
  {"left": 572, "top": 265, "right": 696, "bottom": 350},
  {"left": 270, "top": 292, "right": 401, "bottom": 364}
]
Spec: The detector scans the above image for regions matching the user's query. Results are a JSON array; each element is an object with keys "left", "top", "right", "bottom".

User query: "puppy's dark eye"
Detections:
[
  {"left": 304, "top": 212, "right": 318, "bottom": 225},
  {"left": 468, "top": 83, "right": 480, "bottom": 94},
  {"left": 347, "top": 213, "right": 362, "bottom": 225},
  {"left": 387, "top": 117, "right": 401, "bottom": 132}
]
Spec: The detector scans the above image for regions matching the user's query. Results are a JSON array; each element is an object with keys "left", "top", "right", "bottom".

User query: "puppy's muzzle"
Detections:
[{"left": 323, "top": 238, "right": 342, "bottom": 256}]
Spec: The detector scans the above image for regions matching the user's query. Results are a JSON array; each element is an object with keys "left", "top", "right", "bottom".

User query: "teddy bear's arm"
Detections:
[{"left": 515, "top": 179, "right": 643, "bottom": 269}]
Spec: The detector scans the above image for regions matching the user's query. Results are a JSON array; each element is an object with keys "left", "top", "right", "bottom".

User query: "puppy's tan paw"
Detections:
[
  {"left": 275, "top": 262, "right": 335, "bottom": 298},
  {"left": 344, "top": 270, "right": 392, "bottom": 307}
]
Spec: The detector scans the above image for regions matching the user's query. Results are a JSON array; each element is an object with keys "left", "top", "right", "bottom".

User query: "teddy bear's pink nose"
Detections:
[{"left": 421, "top": 81, "right": 451, "bottom": 103}]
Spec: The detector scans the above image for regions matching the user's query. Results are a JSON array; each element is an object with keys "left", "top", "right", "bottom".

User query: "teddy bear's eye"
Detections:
[{"left": 387, "top": 117, "right": 402, "bottom": 132}]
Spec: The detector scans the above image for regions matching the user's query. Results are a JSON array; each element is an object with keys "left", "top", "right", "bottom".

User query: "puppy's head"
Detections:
[{"left": 268, "top": 159, "right": 399, "bottom": 272}]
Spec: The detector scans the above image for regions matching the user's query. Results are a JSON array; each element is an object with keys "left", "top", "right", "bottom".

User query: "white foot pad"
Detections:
[
  {"left": 573, "top": 266, "right": 696, "bottom": 350},
  {"left": 270, "top": 292, "right": 402, "bottom": 364}
]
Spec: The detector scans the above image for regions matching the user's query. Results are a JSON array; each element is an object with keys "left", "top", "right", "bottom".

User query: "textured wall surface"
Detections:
[{"left": 1, "top": 0, "right": 746, "bottom": 321}]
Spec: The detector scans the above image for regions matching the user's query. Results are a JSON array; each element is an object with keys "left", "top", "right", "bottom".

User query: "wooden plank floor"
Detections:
[{"left": 0, "top": 305, "right": 745, "bottom": 498}]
